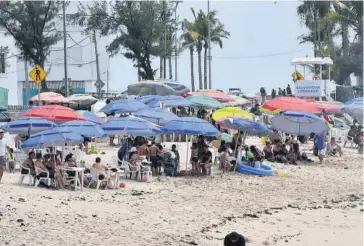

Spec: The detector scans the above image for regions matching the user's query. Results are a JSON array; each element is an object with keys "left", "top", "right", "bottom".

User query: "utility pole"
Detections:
[
  {"left": 106, "top": 70, "right": 109, "bottom": 94},
  {"left": 163, "top": 0, "right": 167, "bottom": 79},
  {"left": 93, "top": 31, "right": 104, "bottom": 98},
  {"left": 207, "top": 0, "right": 212, "bottom": 89},
  {"left": 174, "top": 1, "right": 181, "bottom": 81},
  {"left": 62, "top": 1, "right": 69, "bottom": 97},
  {"left": 24, "top": 60, "right": 30, "bottom": 105}
]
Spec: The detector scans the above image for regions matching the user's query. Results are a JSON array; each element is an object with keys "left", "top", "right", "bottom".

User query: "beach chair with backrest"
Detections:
[
  {"left": 122, "top": 161, "right": 140, "bottom": 180},
  {"left": 34, "top": 166, "right": 51, "bottom": 187},
  {"left": 18, "top": 164, "right": 34, "bottom": 186},
  {"left": 90, "top": 168, "right": 108, "bottom": 189}
]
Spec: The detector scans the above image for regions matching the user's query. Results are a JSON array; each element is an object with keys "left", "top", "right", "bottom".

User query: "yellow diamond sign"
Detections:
[{"left": 29, "top": 65, "right": 47, "bottom": 84}]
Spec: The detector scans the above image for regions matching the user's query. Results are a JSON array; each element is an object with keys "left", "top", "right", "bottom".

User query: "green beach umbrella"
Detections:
[
  {"left": 221, "top": 133, "right": 233, "bottom": 143},
  {"left": 186, "top": 95, "right": 224, "bottom": 109}
]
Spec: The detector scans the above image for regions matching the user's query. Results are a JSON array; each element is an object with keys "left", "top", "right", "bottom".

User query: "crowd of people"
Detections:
[{"left": 260, "top": 84, "right": 293, "bottom": 102}]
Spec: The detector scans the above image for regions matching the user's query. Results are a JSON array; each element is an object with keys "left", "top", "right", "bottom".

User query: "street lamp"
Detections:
[{"left": 207, "top": 0, "right": 212, "bottom": 89}]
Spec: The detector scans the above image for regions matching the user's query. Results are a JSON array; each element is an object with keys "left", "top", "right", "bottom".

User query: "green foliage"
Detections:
[
  {"left": 0, "top": 1, "right": 64, "bottom": 89},
  {"left": 0, "top": 46, "right": 10, "bottom": 70},
  {"left": 71, "top": 1, "right": 176, "bottom": 80}
]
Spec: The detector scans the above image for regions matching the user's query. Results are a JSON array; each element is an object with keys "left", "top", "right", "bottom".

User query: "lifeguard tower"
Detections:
[{"left": 291, "top": 57, "right": 335, "bottom": 101}]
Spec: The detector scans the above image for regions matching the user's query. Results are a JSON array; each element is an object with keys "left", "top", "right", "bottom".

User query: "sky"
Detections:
[{"left": 108, "top": 0, "right": 314, "bottom": 94}]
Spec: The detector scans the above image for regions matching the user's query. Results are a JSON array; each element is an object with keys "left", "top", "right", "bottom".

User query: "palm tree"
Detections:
[
  {"left": 297, "top": 1, "right": 332, "bottom": 57},
  {"left": 180, "top": 18, "right": 199, "bottom": 92},
  {"left": 190, "top": 8, "right": 203, "bottom": 90}
]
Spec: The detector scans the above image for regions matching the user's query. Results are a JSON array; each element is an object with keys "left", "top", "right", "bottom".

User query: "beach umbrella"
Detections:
[
  {"left": 161, "top": 80, "right": 191, "bottom": 94},
  {"left": 261, "top": 97, "right": 320, "bottom": 114},
  {"left": 191, "top": 90, "right": 232, "bottom": 102},
  {"left": 76, "top": 110, "right": 103, "bottom": 125},
  {"left": 162, "top": 117, "right": 220, "bottom": 136},
  {"left": 341, "top": 99, "right": 363, "bottom": 124},
  {"left": 224, "top": 96, "right": 251, "bottom": 107},
  {"left": 102, "top": 116, "right": 162, "bottom": 136},
  {"left": 221, "top": 133, "right": 233, "bottom": 143},
  {"left": 218, "top": 117, "right": 272, "bottom": 137},
  {"left": 212, "top": 107, "right": 253, "bottom": 121},
  {"left": 29, "top": 92, "right": 68, "bottom": 104},
  {"left": 127, "top": 81, "right": 176, "bottom": 96},
  {"left": 67, "top": 94, "right": 98, "bottom": 105},
  {"left": 271, "top": 111, "right": 329, "bottom": 135},
  {"left": 21, "top": 128, "right": 84, "bottom": 149},
  {"left": 60, "top": 120, "right": 107, "bottom": 138},
  {"left": 146, "top": 95, "right": 192, "bottom": 108},
  {"left": 99, "top": 99, "right": 148, "bottom": 114},
  {"left": 6, "top": 117, "right": 56, "bottom": 135},
  {"left": 136, "top": 95, "right": 162, "bottom": 104},
  {"left": 20, "top": 105, "right": 87, "bottom": 123},
  {"left": 186, "top": 95, "right": 224, "bottom": 109},
  {"left": 133, "top": 108, "right": 179, "bottom": 126}
]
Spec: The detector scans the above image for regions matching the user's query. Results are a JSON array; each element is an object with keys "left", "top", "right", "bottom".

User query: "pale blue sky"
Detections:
[{"left": 109, "top": 0, "right": 314, "bottom": 94}]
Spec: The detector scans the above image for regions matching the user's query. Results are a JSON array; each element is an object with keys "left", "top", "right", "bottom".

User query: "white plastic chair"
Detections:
[
  {"left": 140, "top": 163, "right": 152, "bottom": 181},
  {"left": 18, "top": 164, "right": 34, "bottom": 186},
  {"left": 90, "top": 168, "right": 108, "bottom": 189},
  {"left": 122, "top": 161, "right": 140, "bottom": 180},
  {"left": 35, "top": 167, "right": 51, "bottom": 187}
]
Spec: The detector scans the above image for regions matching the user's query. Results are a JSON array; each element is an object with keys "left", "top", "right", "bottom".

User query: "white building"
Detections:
[{"left": 0, "top": 2, "right": 111, "bottom": 106}]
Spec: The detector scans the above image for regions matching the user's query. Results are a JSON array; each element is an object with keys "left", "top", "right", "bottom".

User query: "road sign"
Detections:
[
  {"left": 94, "top": 79, "right": 105, "bottom": 89},
  {"left": 29, "top": 65, "right": 47, "bottom": 84}
]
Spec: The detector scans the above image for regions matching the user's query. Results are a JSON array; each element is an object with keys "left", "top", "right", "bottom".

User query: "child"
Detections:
[
  {"left": 244, "top": 146, "right": 255, "bottom": 167},
  {"left": 220, "top": 147, "right": 231, "bottom": 172},
  {"left": 7, "top": 148, "right": 15, "bottom": 173},
  {"left": 190, "top": 143, "right": 199, "bottom": 175},
  {"left": 171, "top": 144, "right": 180, "bottom": 169}
]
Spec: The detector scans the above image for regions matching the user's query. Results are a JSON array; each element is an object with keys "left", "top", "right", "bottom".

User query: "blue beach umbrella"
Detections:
[
  {"left": 186, "top": 95, "right": 225, "bottom": 109},
  {"left": 162, "top": 117, "right": 220, "bottom": 136},
  {"left": 147, "top": 95, "right": 192, "bottom": 108},
  {"left": 6, "top": 117, "right": 56, "bottom": 135},
  {"left": 226, "top": 117, "right": 273, "bottom": 137},
  {"left": 341, "top": 99, "right": 363, "bottom": 124},
  {"left": 271, "top": 111, "right": 329, "bottom": 135},
  {"left": 60, "top": 120, "right": 107, "bottom": 138},
  {"left": 76, "top": 110, "right": 103, "bottom": 125},
  {"left": 133, "top": 108, "right": 179, "bottom": 126},
  {"left": 99, "top": 99, "right": 148, "bottom": 114},
  {"left": 102, "top": 116, "right": 162, "bottom": 136},
  {"left": 21, "top": 128, "right": 84, "bottom": 149},
  {"left": 136, "top": 95, "right": 162, "bottom": 104}
]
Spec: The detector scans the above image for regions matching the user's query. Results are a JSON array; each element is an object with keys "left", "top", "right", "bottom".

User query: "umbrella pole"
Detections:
[
  {"left": 234, "top": 130, "right": 247, "bottom": 172},
  {"left": 234, "top": 130, "right": 240, "bottom": 157}
]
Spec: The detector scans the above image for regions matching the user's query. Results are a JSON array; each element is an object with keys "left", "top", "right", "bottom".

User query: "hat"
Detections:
[
  {"left": 0, "top": 129, "right": 4, "bottom": 133},
  {"left": 128, "top": 147, "right": 138, "bottom": 152}
]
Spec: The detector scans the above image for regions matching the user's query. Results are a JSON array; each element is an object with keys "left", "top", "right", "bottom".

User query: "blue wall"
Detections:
[{"left": 22, "top": 88, "right": 86, "bottom": 105}]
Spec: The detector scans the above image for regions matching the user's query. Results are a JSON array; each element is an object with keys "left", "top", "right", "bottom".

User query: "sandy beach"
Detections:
[{"left": 0, "top": 138, "right": 363, "bottom": 246}]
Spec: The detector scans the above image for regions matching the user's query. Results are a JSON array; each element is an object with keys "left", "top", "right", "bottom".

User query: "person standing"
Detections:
[
  {"left": 0, "top": 129, "right": 10, "bottom": 183},
  {"left": 260, "top": 87, "right": 266, "bottom": 103},
  {"left": 282, "top": 88, "right": 286, "bottom": 96},
  {"left": 271, "top": 89, "right": 276, "bottom": 99},
  {"left": 278, "top": 88, "right": 283, "bottom": 96},
  {"left": 314, "top": 132, "right": 327, "bottom": 164},
  {"left": 286, "top": 84, "right": 292, "bottom": 95}
]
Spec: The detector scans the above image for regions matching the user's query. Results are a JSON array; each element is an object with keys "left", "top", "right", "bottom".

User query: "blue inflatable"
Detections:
[{"left": 237, "top": 162, "right": 273, "bottom": 176}]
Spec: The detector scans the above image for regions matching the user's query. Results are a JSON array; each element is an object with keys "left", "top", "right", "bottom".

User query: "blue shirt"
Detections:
[{"left": 314, "top": 135, "right": 325, "bottom": 150}]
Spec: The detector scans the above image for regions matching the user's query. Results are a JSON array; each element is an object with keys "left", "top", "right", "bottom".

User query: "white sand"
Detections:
[{"left": 0, "top": 138, "right": 363, "bottom": 246}]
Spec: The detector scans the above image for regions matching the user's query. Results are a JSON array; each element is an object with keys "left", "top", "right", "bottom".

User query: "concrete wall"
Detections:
[{"left": 0, "top": 28, "right": 19, "bottom": 105}]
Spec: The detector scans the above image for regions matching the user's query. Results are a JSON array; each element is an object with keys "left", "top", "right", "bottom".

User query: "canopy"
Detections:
[
  {"left": 190, "top": 90, "right": 232, "bottom": 102},
  {"left": 99, "top": 99, "right": 148, "bottom": 114},
  {"left": 212, "top": 107, "right": 253, "bottom": 121},
  {"left": 133, "top": 108, "right": 179, "bottom": 126},
  {"left": 186, "top": 95, "right": 224, "bottom": 109},
  {"left": 21, "top": 128, "right": 84, "bottom": 149},
  {"left": 271, "top": 111, "right": 329, "bottom": 135},
  {"left": 6, "top": 117, "right": 56, "bottom": 135},
  {"left": 102, "top": 116, "right": 162, "bottom": 136},
  {"left": 20, "top": 105, "right": 87, "bottom": 122},
  {"left": 341, "top": 98, "right": 363, "bottom": 124},
  {"left": 162, "top": 117, "right": 220, "bottom": 136},
  {"left": 146, "top": 95, "right": 192, "bottom": 108},
  {"left": 29, "top": 92, "right": 68, "bottom": 103},
  {"left": 127, "top": 81, "right": 176, "bottom": 96},
  {"left": 224, "top": 95, "right": 251, "bottom": 107},
  {"left": 291, "top": 57, "right": 333, "bottom": 65},
  {"left": 161, "top": 80, "right": 190, "bottom": 94},
  {"left": 60, "top": 120, "right": 107, "bottom": 138}
]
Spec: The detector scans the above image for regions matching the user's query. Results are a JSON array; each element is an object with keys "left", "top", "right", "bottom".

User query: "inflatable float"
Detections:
[{"left": 237, "top": 162, "right": 273, "bottom": 176}]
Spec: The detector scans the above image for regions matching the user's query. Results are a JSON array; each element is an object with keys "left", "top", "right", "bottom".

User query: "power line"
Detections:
[{"left": 50, "top": 35, "right": 91, "bottom": 51}]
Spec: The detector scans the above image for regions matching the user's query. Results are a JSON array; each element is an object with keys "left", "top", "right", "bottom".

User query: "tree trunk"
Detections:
[
  {"left": 341, "top": 21, "right": 351, "bottom": 85},
  {"left": 159, "top": 57, "right": 163, "bottom": 79},
  {"left": 197, "top": 45, "right": 203, "bottom": 90},
  {"left": 203, "top": 45, "right": 208, "bottom": 89},
  {"left": 189, "top": 47, "right": 195, "bottom": 92},
  {"left": 168, "top": 56, "right": 173, "bottom": 80}
]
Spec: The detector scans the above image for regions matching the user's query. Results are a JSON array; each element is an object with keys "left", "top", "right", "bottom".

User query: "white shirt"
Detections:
[{"left": 0, "top": 138, "right": 7, "bottom": 157}]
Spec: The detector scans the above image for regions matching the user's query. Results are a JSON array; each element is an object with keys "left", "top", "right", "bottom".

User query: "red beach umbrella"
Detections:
[{"left": 20, "top": 105, "right": 87, "bottom": 122}]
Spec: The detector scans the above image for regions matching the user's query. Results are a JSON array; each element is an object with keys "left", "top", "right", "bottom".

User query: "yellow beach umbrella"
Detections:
[{"left": 212, "top": 107, "right": 253, "bottom": 121}]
